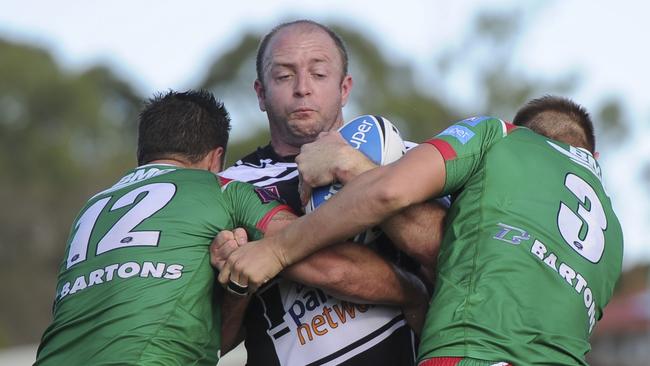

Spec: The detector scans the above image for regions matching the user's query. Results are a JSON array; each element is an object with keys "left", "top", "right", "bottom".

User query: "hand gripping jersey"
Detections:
[
  {"left": 35, "top": 164, "right": 288, "bottom": 366},
  {"left": 220, "top": 144, "right": 419, "bottom": 366},
  {"left": 419, "top": 117, "right": 624, "bottom": 365}
]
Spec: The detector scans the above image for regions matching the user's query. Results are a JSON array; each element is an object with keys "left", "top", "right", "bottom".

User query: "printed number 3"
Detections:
[
  {"left": 66, "top": 183, "right": 176, "bottom": 269},
  {"left": 558, "top": 174, "right": 607, "bottom": 263}
]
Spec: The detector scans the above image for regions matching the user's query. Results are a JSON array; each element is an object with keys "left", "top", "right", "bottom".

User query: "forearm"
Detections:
[
  {"left": 220, "top": 290, "right": 250, "bottom": 355},
  {"left": 273, "top": 167, "right": 399, "bottom": 266},
  {"left": 282, "top": 242, "right": 426, "bottom": 307},
  {"left": 222, "top": 144, "right": 448, "bottom": 292},
  {"left": 380, "top": 200, "right": 446, "bottom": 267}
]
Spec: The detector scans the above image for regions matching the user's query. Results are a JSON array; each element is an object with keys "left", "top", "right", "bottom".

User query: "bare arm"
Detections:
[
  {"left": 283, "top": 242, "right": 429, "bottom": 335},
  {"left": 218, "top": 143, "right": 446, "bottom": 291},
  {"left": 283, "top": 243, "right": 426, "bottom": 305},
  {"left": 219, "top": 290, "right": 249, "bottom": 355},
  {"left": 212, "top": 212, "right": 429, "bottom": 333},
  {"left": 213, "top": 212, "right": 426, "bottom": 307},
  {"left": 381, "top": 200, "right": 446, "bottom": 268},
  {"left": 297, "top": 132, "right": 446, "bottom": 267}
]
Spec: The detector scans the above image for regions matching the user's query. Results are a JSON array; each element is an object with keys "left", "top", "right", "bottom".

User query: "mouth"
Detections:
[
  {"left": 293, "top": 107, "right": 315, "bottom": 113},
  {"left": 291, "top": 108, "right": 315, "bottom": 118}
]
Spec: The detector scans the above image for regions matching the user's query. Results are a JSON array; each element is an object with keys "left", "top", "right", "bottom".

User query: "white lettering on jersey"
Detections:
[
  {"left": 258, "top": 279, "right": 407, "bottom": 365},
  {"left": 547, "top": 141, "right": 602, "bottom": 182},
  {"left": 91, "top": 165, "right": 175, "bottom": 200},
  {"left": 56, "top": 261, "right": 184, "bottom": 302},
  {"left": 530, "top": 239, "right": 597, "bottom": 332}
]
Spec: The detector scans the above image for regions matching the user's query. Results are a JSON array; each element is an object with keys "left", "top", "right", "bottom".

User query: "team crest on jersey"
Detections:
[{"left": 254, "top": 186, "right": 281, "bottom": 204}]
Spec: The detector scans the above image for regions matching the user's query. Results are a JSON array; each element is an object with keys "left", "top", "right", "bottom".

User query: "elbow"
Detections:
[
  {"left": 321, "top": 265, "right": 349, "bottom": 291},
  {"left": 319, "top": 264, "right": 366, "bottom": 299},
  {"left": 415, "top": 246, "right": 439, "bottom": 269},
  {"left": 374, "top": 183, "right": 410, "bottom": 215}
]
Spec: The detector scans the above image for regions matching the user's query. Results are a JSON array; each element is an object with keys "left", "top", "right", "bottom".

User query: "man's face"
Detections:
[{"left": 255, "top": 26, "right": 352, "bottom": 149}]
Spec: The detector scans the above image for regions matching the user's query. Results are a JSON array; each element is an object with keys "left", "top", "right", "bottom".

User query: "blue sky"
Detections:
[{"left": 2, "top": 0, "right": 648, "bottom": 266}]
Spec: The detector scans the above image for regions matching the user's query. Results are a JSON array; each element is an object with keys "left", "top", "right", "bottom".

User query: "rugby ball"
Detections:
[{"left": 304, "top": 115, "right": 406, "bottom": 243}]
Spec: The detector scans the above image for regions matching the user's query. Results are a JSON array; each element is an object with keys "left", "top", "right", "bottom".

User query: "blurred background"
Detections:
[{"left": 1, "top": 0, "right": 648, "bottom": 365}]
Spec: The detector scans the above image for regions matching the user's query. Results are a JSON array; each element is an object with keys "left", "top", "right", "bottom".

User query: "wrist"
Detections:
[{"left": 334, "top": 147, "right": 377, "bottom": 184}]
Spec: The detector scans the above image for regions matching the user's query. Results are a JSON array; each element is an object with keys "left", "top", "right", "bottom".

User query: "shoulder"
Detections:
[{"left": 428, "top": 116, "right": 515, "bottom": 146}]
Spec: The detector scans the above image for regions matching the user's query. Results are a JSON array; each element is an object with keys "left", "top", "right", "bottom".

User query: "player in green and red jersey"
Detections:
[
  {"left": 219, "top": 96, "right": 624, "bottom": 365},
  {"left": 35, "top": 90, "right": 292, "bottom": 365}
]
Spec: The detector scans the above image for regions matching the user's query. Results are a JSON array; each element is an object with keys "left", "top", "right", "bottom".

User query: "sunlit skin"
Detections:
[{"left": 254, "top": 24, "right": 353, "bottom": 157}]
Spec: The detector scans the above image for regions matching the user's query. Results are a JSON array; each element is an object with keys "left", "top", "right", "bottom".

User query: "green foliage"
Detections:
[
  {"left": 0, "top": 38, "right": 141, "bottom": 346},
  {"left": 0, "top": 9, "right": 637, "bottom": 348},
  {"left": 596, "top": 97, "right": 629, "bottom": 146}
]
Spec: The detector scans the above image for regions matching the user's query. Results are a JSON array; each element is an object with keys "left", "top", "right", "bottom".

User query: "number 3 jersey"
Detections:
[
  {"left": 419, "top": 117, "right": 623, "bottom": 365},
  {"left": 35, "top": 164, "right": 289, "bottom": 366},
  {"left": 220, "top": 144, "right": 418, "bottom": 366}
]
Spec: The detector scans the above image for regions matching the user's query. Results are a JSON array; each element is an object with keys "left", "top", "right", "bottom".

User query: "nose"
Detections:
[{"left": 293, "top": 73, "right": 312, "bottom": 97}]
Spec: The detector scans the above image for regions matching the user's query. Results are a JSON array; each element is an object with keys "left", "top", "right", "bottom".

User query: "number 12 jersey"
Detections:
[{"left": 36, "top": 164, "right": 288, "bottom": 365}]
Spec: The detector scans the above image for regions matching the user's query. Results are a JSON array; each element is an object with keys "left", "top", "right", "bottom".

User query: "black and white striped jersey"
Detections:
[{"left": 219, "top": 143, "right": 418, "bottom": 366}]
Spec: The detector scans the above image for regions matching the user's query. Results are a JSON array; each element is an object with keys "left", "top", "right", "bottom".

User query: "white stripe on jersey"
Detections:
[
  {"left": 220, "top": 160, "right": 299, "bottom": 188},
  {"left": 319, "top": 317, "right": 408, "bottom": 366}
]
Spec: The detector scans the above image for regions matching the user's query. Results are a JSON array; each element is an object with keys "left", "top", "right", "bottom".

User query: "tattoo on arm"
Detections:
[{"left": 270, "top": 210, "right": 297, "bottom": 223}]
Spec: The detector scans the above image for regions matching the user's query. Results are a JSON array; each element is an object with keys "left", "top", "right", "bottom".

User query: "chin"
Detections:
[{"left": 288, "top": 120, "right": 323, "bottom": 135}]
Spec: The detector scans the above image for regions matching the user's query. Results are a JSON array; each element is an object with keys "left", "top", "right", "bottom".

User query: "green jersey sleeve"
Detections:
[
  {"left": 218, "top": 176, "right": 293, "bottom": 240},
  {"left": 424, "top": 116, "right": 517, "bottom": 195}
]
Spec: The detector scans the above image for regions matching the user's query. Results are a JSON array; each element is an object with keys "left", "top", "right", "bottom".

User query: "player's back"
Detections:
[
  {"left": 420, "top": 120, "right": 623, "bottom": 365},
  {"left": 36, "top": 164, "right": 234, "bottom": 365}
]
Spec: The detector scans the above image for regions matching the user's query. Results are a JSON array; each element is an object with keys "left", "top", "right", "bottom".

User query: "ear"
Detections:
[
  {"left": 594, "top": 151, "right": 600, "bottom": 160},
  {"left": 254, "top": 79, "right": 266, "bottom": 112},
  {"left": 207, "top": 147, "right": 225, "bottom": 173},
  {"left": 340, "top": 75, "right": 353, "bottom": 107}
]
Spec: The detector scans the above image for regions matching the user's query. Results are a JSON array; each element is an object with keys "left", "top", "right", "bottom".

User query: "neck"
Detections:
[
  {"left": 270, "top": 140, "right": 301, "bottom": 157},
  {"left": 147, "top": 159, "right": 191, "bottom": 168}
]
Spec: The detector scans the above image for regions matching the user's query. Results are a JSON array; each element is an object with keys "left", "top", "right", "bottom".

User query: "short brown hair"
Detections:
[
  {"left": 513, "top": 95, "right": 595, "bottom": 153},
  {"left": 137, "top": 90, "right": 231, "bottom": 165}
]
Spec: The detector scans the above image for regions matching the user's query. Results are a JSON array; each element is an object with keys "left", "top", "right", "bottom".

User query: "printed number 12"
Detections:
[{"left": 66, "top": 183, "right": 176, "bottom": 269}]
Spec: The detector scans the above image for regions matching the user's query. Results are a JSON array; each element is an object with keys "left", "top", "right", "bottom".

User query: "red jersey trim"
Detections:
[
  {"left": 504, "top": 121, "right": 517, "bottom": 134},
  {"left": 218, "top": 175, "right": 234, "bottom": 185},
  {"left": 419, "top": 357, "right": 511, "bottom": 366},
  {"left": 425, "top": 139, "right": 457, "bottom": 160},
  {"left": 256, "top": 205, "right": 294, "bottom": 232},
  {"left": 418, "top": 357, "right": 463, "bottom": 366}
]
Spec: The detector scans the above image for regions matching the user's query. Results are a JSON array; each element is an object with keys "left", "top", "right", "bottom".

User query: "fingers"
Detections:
[
  {"left": 297, "top": 132, "right": 352, "bottom": 188},
  {"left": 233, "top": 227, "right": 248, "bottom": 245},
  {"left": 298, "top": 175, "right": 313, "bottom": 208},
  {"left": 211, "top": 228, "right": 251, "bottom": 271},
  {"left": 218, "top": 248, "right": 251, "bottom": 296},
  {"left": 211, "top": 232, "right": 238, "bottom": 271},
  {"left": 215, "top": 229, "right": 235, "bottom": 247},
  {"left": 226, "top": 261, "right": 249, "bottom": 297},
  {"left": 217, "top": 241, "right": 284, "bottom": 295}
]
